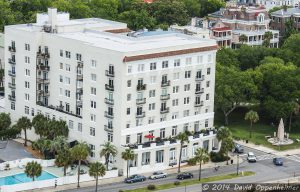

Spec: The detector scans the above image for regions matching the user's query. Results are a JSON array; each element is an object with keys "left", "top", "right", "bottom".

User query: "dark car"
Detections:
[
  {"left": 124, "top": 174, "right": 146, "bottom": 183},
  {"left": 273, "top": 157, "right": 283, "bottom": 166},
  {"left": 234, "top": 144, "right": 244, "bottom": 153},
  {"left": 176, "top": 172, "right": 193, "bottom": 180}
]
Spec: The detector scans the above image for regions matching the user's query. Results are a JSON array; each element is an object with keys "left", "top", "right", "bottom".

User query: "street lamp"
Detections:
[{"left": 236, "top": 154, "right": 239, "bottom": 175}]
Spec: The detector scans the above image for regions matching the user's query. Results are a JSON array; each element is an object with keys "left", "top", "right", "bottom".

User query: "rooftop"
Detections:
[{"left": 271, "top": 7, "right": 300, "bottom": 17}]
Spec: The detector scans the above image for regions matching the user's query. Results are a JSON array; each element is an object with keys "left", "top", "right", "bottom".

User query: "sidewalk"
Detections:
[{"left": 34, "top": 156, "right": 243, "bottom": 192}]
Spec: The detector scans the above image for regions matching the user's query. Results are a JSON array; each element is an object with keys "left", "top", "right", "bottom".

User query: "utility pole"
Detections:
[{"left": 237, "top": 154, "right": 239, "bottom": 175}]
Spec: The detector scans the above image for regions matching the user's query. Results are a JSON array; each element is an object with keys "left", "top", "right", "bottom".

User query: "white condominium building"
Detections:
[{"left": 5, "top": 8, "right": 219, "bottom": 174}]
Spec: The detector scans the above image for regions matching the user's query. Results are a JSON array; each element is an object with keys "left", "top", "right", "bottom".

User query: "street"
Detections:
[{"left": 62, "top": 144, "right": 300, "bottom": 192}]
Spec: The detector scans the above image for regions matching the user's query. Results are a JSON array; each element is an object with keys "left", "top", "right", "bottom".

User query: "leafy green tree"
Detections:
[
  {"left": 263, "top": 31, "right": 273, "bottom": 47},
  {"left": 283, "top": 19, "right": 297, "bottom": 43},
  {"left": 239, "top": 34, "right": 248, "bottom": 44},
  {"left": 176, "top": 132, "right": 189, "bottom": 173},
  {"left": 220, "top": 137, "right": 234, "bottom": 164},
  {"left": 244, "top": 110, "right": 259, "bottom": 138},
  {"left": 90, "top": 0, "right": 120, "bottom": 20},
  {"left": 119, "top": 9, "right": 156, "bottom": 30},
  {"left": 121, "top": 148, "right": 134, "bottom": 178},
  {"left": 0, "top": 113, "right": 11, "bottom": 131},
  {"left": 15, "top": 116, "right": 32, "bottom": 146},
  {"left": 100, "top": 142, "right": 118, "bottom": 170},
  {"left": 0, "top": 0, "right": 16, "bottom": 31},
  {"left": 89, "top": 162, "right": 106, "bottom": 192},
  {"left": 25, "top": 161, "right": 42, "bottom": 181},
  {"left": 282, "top": 34, "right": 300, "bottom": 66},
  {"left": 55, "top": 147, "right": 73, "bottom": 176},
  {"left": 289, "top": 102, "right": 300, "bottom": 132},
  {"left": 216, "top": 48, "right": 240, "bottom": 68},
  {"left": 71, "top": 142, "right": 90, "bottom": 188},
  {"left": 194, "top": 148, "right": 209, "bottom": 181},
  {"left": 199, "top": 0, "right": 225, "bottom": 17},
  {"left": 32, "top": 114, "right": 48, "bottom": 138},
  {"left": 182, "top": 0, "right": 201, "bottom": 17},
  {"left": 50, "top": 136, "right": 69, "bottom": 155}
]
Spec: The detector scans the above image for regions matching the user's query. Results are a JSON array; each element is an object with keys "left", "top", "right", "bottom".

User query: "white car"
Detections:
[
  {"left": 247, "top": 152, "right": 257, "bottom": 162},
  {"left": 149, "top": 171, "right": 167, "bottom": 179}
]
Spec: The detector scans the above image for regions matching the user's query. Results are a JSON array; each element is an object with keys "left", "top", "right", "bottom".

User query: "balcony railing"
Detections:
[
  {"left": 105, "top": 98, "right": 114, "bottom": 105},
  {"left": 8, "top": 95, "right": 16, "bottom": 101},
  {"left": 195, "top": 88, "right": 204, "bottom": 94},
  {"left": 161, "top": 80, "right": 170, "bottom": 87},
  {"left": 77, "top": 74, "right": 83, "bottom": 81},
  {"left": 105, "top": 84, "right": 114, "bottom": 91},
  {"left": 136, "top": 84, "right": 146, "bottom": 91},
  {"left": 160, "top": 94, "right": 170, "bottom": 100},
  {"left": 8, "top": 58, "right": 15, "bottom": 65},
  {"left": 36, "top": 65, "right": 50, "bottom": 71},
  {"left": 195, "top": 75, "right": 205, "bottom": 81},
  {"left": 76, "top": 88, "right": 83, "bottom": 94},
  {"left": 77, "top": 61, "right": 83, "bottom": 68},
  {"left": 194, "top": 101, "right": 204, "bottom": 107},
  {"left": 136, "top": 98, "right": 146, "bottom": 105},
  {"left": 76, "top": 100, "right": 83, "bottom": 107},
  {"left": 160, "top": 107, "right": 169, "bottom": 114},
  {"left": 37, "top": 77, "right": 50, "bottom": 84},
  {"left": 36, "top": 103, "right": 82, "bottom": 118},
  {"left": 136, "top": 112, "right": 145, "bottom": 118},
  {"left": 37, "top": 51, "right": 50, "bottom": 58},
  {"left": 104, "top": 125, "right": 113, "bottom": 132},
  {"left": 37, "top": 90, "right": 50, "bottom": 96},
  {"left": 105, "top": 70, "right": 115, "bottom": 77},
  {"left": 104, "top": 111, "right": 114, "bottom": 119},
  {"left": 8, "top": 83, "right": 16, "bottom": 89},
  {"left": 8, "top": 46, "right": 16, "bottom": 52},
  {"left": 8, "top": 70, "right": 16, "bottom": 76}
]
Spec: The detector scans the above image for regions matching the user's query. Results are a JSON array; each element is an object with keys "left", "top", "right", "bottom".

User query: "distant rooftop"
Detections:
[{"left": 271, "top": 7, "right": 300, "bottom": 17}]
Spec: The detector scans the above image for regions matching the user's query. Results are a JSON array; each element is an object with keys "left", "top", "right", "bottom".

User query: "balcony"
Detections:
[
  {"left": 136, "top": 84, "right": 146, "bottom": 91},
  {"left": 76, "top": 88, "right": 83, "bottom": 94},
  {"left": 37, "top": 90, "right": 50, "bottom": 97},
  {"left": 105, "top": 84, "right": 114, "bottom": 91},
  {"left": 77, "top": 61, "right": 83, "bottom": 68},
  {"left": 160, "top": 107, "right": 169, "bottom": 114},
  {"left": 8, "top": 83, "right": 16, "bottom": 89},
  {"left": 37, "top": 77, "right": 50, "bottom": 84},
  {"left": 136, "top": 98, "right": 146, "bottom": 105},
  {"left": 195, "top": 88, "right": 204, "bottom": 94},
  {"left": 194, "top": 101, "right": 204, "bottom": 107},
  {"left": 104, "top": 125, "right": 113, "bottom": 132},
  {"left": 8, "top": 46, "right": 16, "bottom": 52},
  {"left": 195, "top": 75, "right": 205, "bottom": 81},
  {"left": 160, "top": 94, "right": 170, "bottom": 100},
  {"left": 8, "top": 95, "right": 16, "bottom": 101},
  {"left": 136, "top": 112, "right": 145, "bottom": 118},
  {"left": 104, "top": 111, "right": 114, "bottom": 119},
  {"left": 105, "top": 70, "right": 115, "bottom": 77},
  {"left": 37, "top": 51, "right": 50, "bottom": 59},
  {"left": 77, "top": 74, "right": 83, "bottom": 81},
  {"left": 105, "top": 98, "right": 114, "bottom": 105},
  {"left": 161, "top": 80, "right": 170, "bottom": 87},
  {"left": 8, "top": 70, "right": 16, "bottom": 77},
  {"left": 76, "top": 100, "right": 82, "bottom": 107},
  {"left": 36, "top": 65, "right": 50, "bottom": 71},
  {"left": 8, "top": 58, "right": 15, "bottom": 65}
]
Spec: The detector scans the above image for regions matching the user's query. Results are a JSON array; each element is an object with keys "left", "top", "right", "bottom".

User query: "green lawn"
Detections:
[
  {"left": 124, "top": 172, "right": 255, "bottom": 192},
  {"left": 214, "top": 108, "right": 300, "bottom": 151}
]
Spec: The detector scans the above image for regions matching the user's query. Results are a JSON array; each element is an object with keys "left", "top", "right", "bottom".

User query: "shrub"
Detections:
[
  {"left": 147, "top": 184, "right": 156, "bottom": 190},
  {"left": 187, "top": 157, "right": 197, "bottom": 165},
  {"left": 174, "top": 181, "right": 181, "bottom": 186},
  {"left": 210, "top": 152, "right": 230, "bottom": 162},
  {"left": 119, "top": 190, "right": 124, "bottom": 192}
]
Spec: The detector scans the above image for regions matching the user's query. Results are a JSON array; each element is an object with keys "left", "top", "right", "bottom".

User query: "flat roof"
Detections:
[{"left": 271, "top": 8, "right": 300, "bottom": 16}]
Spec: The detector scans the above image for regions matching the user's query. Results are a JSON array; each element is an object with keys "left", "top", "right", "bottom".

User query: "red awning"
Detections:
[{"left": 144, "top": 134, "right": 155, "bottom": 139}]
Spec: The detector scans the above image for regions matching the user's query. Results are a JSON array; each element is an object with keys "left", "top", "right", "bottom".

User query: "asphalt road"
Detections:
[{"left": 63, "top": 144, "right": 300, "bottom": 192}]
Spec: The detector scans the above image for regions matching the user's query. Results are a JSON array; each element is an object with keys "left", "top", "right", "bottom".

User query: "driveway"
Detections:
[{"left": 0, "top": 140, "right": 33, "bottom": 162}]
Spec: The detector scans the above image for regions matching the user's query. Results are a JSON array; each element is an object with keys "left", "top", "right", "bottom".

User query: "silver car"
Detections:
[{"left": 149, "top": 171, "right": 167, "bottom": 179}]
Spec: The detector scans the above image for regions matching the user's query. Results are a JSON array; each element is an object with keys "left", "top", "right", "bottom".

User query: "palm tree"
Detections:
[
  {"left": 194, "top": 148, "right": 209, "bottom": 181},
  {"left": 220, "top": 137, "right": 235, "bottom": 165},
  {"left": 32, "top": 114, "right": 48, "bottom": 138},
  {"left": 100, "top": 142, "right": 118, "bottom": 170},
  {"left": 50, "top": 136, "right": 69, "bottom": 155},
  {"left": 176, "top": 132, "right": 189, "bottom": 173},
  {"left": 239, "top": 34, "right": 248, "bottom": 44},
  {"left": 71, "top": 142, "right": 90, "bottom": 188},
  {"left": 15, "top": 117, "right": 32, "bottom": 146},
  {"left": 244, "top": 110, "right": 259, "bottom": 138},
  {"left": 55, "top": 148, "right": 73, "bottom": 176},
  {"left": 216, "top": 127, "right": 231, "bottom": 142},
  {"left": 121, "top": 148, "right": 134, "bottom": 178},
  {"left": 89, "top": 162, "right": 106, "bottom": 192},
  {"left": 24, "top": 161, "right": 42, "bottom": 181},
  {"left": 289, "top": 102, "right": 300, "bottom": 132}
]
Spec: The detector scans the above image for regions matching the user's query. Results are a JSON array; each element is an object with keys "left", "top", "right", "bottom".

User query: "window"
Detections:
[
  {"left": 206, "top": 94, "right": 209, "bottom": 100},
  {"left": 128, "top": 65, "right": 132, "bottom": 73},
  {"left": 89, "top": 144, "right": 95, "bottom": 157},
  {"left": 11, "top": 102, "right": 15, "bottom": 110},
  {"left": 149, "top": 103, "right": 155, "bottom": 110},
  {"left": 65, "top": 77, "right": 70, "bottom": 84},
  {"left": 185, "top": 71, "right": 191, "bottom": 78},
  {"left": 25, "top": 43, "right": 30, "bottom": 51},
  {"left": 186, "top": 57, "right": 192, "bottom": 65},
  {"left": 66, "top": 103, "right": 70, "bottom": 112},
  {"left": 69, "top": 120, "right": 73, "bottom": 129},
  {"left": 126, "top": 135, "right": 130, "bottom": 144},
  {"left": 148, "top": 117, "right": 155, "bottom": 124},
  {"left": 65, "top": 64, "right": 71, "bottom": 71},
  {"left": 207, "top": 68, "right": 211, "bottom": 75},
  {"left": 59, "top": 75, "right": 63, "bottom": 82},
  {"left": 90, "top": 127, "right": 95, "bottom": 136},
  {"left": 127, "top": 80, "right": 131, "bottom": 87},
  {"left": 91, "top": 87, "right": 96, "bottom": 95},
  {"left": 76, "top": 53, "right": 82, "bottom": 61},
  {"left": 25, "top": 56, "right": 30, "bottom": 64},
  {"left": 91, "top": 74, "right": 97, "bottom": 81},
  {"left": 25, "top": 106, "right": 29, "bottom": 114},
  {"left": 25, "top": 69, "right": 30, "bottom": 76},
  {"left": 174, "top": 59, "right": 180, "bottom": 67},
  {"left": 197, "top": 55, "right": 203, "bottom": 63},
  {"left": 156, "top": 150, "right": 164, "bottom": 163},
  {"left": 91, "top": 101, "right": 96, "bottom": 108},
  {"left": 184, "top": 97, "right": 190, "bottom": 104},
  {"left": 25, "top": 81, "right": 30, "bottom": 88},
  {"left": 172, "top": 112, "right": 178, "bottom": 119},
  {"left": 60, "top": 63, "right": 63, "bottom": 69},
  {"left": 208, "top": 54, "right": 212, "bottom": 62},
  {"left": 160, "top": 114, "right": 167, "bottom": 122},
  {"left": 60, "top": 50, "right": 63, "bottom": 57},
  {"left": 91, "top": 59, "right": 97, "bottom": 68},
  {"left": 150, "top": 76, "right": 156, "bottom": 84},
  {"left": 65, "top": 90, "right": 70, "bottom": 97},
  {"left": 127, "top": 94, "right": 131, "bottom": 101},
  {"left": 184, "top": 84, "right": 190, "bottom": 91},
  {"left": 150, "top": 62, "right": 156, "bottom": 70},
  {"left": 184, "top": 110, "right": 190, "bottom": 117},
  {"left": 149, "top": 90, "right": 155, "bottom": 97},
  {"left": 65, "top": 51, "right": 71, "bottom": 58},
  {"left": 142, "top": 152, "right": 150, "bottom": 165},
  {"left": 138, "top": 64, "right": 145, "bottom": 72},
  {"left": 25, "top": 93, "right": 29, "bottom": 101},
  {"left": 108, "top": 133, "right": 113, "bottom": 142},
  {"left": 126, "top": 122, "right": 130, "bottom": 128},
  {"left": 90, "top": 114, "right": 96, "bottom": 122},
  {"left": 31, "top": 108, "right": 35, "bottom": 116},
  {"left": 173, "top": 72, "right": 180, "bottom": 80},
  {"left": 78, "top": 123, "right": 82, "bottom": 132},
  {"left": 172, "top": 126, "right": 177, "bottom": 136},
  {"left": 205, "top": 119, "right": 209, "bottom": 128},
  {"left": 127, "top": 108, "right": 130, "bottom": 115},
  {"left": 170, "top": 97, "right": 178, "bottom": 106},
  {"left": 162, "top": 61, "right": 168, "bottom": 68},
  {"left": 206, "top": 81, "right": 210, "bottom": 87},
  {"left": 173, "top": 86, "right": 179, "bottom": 93}
]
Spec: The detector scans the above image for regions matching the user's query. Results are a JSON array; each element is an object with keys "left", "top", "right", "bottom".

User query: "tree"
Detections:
[
  {"left": 32, "top": 114, "right": 48, "bottom": 138},
  {"left": 0, "top": 113, "right": 11, "bottom": 131},
  {"left": 0, "top": 0, "right": 16, "bottom": 31},
  {"left": 25, "top": 161, "right": 42, "bottom": 181},
  {"left": 282, "top": 34, "right": 300, "bottom": 66},
  {"left": 121, "top": 148, "right": 134, "bottom": 178},
  {"left": 283, "top": 19, "right": 297, "bottom": 43},
  {"left": 220, "top": 137, "right": 234, "bottom": 164},
  {"left": 89, "top": 162, "right": 106, "bottom": 192},
  {"left": 239, "top": 34, "right": 248, "bottom": 44},
  {"left": 263, "top": 31, "right": 273, "bottom": 47},
  {"left": 90, "top": 0, "right": 120, "bottom": 20},
  {"left": 199, "top": 0, "right": 225, "bottom": 17},
  {"left": 118, "top": 9, "right": 156, "bottom": 30},
  {"left": 244, "top": 110, "right": 259, "bottom": 138},
  {"left": 100, "top": 142, "right": 118, "bottom": 170},
  {"left": 194, "top": 148, "right": 209, "bottom": 181},
  {"left": 176, "top": 132, "right": 189, "bottom": 173},
  {"left": 289, "top": 102, "right": 300, "bottom": 132},
  {"left": 50, "top": 136, "right": 69, "bottom": 155},
  {"left": 216, "top": 127, "right": 231, "bottom": 142},
  {"left": 15, "top": 116, "right": 32, "bottom": 146},
  {"left": 55, "top": 147, "right": 73, "bottom": 176},
  {"left": 216, "top": 48, "right": 240, "bottom": 68},
  {"left": 71, "top": 142, "right": 90, "bottom": 188}
]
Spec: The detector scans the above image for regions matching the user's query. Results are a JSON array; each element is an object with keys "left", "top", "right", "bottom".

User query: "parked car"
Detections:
[
  {"left": 124, "top": 174, "right": 146, "bottom": 183},
  {"left": 234, "top": 144, "right": 244, "bottom": 153},
  {"left": 273, "top": 157, "right": 283, "bottom": 166},
  {"left": 176, "top": 172, "right": 193, "bottom": 180},
  {"left": 247, "top": 152, "right": 257, "bottom": 162},
  {"left": 149, "top": 171, "right": 167, "bottom": 179}
]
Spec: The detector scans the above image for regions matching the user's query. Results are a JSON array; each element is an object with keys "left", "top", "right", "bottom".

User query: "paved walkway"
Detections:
[{"left": 0, "top": 140, "right": 33, "bottom": 162}]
